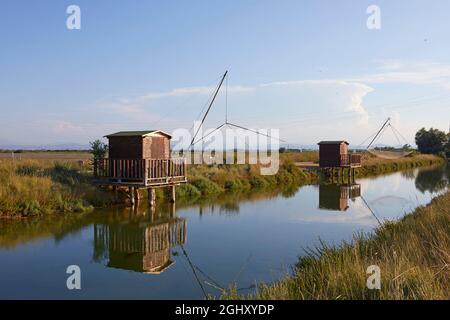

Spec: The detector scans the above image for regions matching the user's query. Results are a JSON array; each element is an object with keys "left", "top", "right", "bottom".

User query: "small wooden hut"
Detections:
[
  {"left": 318, "top": 141, "right": 361, "bottom": 168},
  {"left": 107, "top": 130, "right": 171, "bottom": 160},
  {"left": 93, "top": 130, "right": 187, "bottom": 206}
]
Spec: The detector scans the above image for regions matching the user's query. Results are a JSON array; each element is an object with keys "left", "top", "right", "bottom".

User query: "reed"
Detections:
[{"left": 0, "top": 159, "right": 117, "bottom": 217}]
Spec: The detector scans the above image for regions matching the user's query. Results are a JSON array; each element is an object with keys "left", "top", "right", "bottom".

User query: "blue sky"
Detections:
[{"left": 0, "top": 0, "right": 449, "bottom": 147}]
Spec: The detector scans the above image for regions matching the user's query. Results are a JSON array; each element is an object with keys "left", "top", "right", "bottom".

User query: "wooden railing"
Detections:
[
  {"left": 340, "top": 154, "right": 362, "bottom": 167},
  {"left": 147, "top": 158, "right": 186, "bottom": 180},
  {"left": 94, "top": 158, "right": 186, "bottom": 185},
  {"left": 340, "top": 184, "right": 361, "bottom": 199}
]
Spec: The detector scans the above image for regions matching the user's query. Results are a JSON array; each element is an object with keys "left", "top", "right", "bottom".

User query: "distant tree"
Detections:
[
  {"left": 89, "top": 140, "right": 108, "bottom": 159},
  {"left": 279, "top": 147, "right": 287, "bottom": 153},
  {"left": 401, "top": 144, "right": 413, "bottom": 151},
  {"left": 415, "top": 128, "right": 448, "bottom": 155}
]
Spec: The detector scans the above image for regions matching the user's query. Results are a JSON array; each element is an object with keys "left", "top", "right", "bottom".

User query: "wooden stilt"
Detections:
[
  {"left": 113, "top": 186, "right": 118, "bottom": 202},
  {"left": 129, "top": 187, "right": 135, "bottom": 206},
  {"left": 134, "top": 188, "right": 140, "bottom": 206},
  {"left": 169, "top": 186, "right": 176, "bottom": 203},
  {"left": 169, "top": 202, "right": 176, "bottom": 218},
  {"left": 148, "top": 188, "right": 156, "bottom": 207}
]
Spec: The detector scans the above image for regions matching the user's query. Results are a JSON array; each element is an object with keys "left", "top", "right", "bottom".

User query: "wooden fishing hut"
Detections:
[
  {"left": 93, "top": 130, "right": 187, "bottom": 206},
  {"left": 318, "top": 141, "right": 362, "bottom": 181}
]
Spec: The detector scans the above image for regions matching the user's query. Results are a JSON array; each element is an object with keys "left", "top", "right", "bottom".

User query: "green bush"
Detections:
[
  {"left": 176, "top": 184, "right": 201, "bottom": 199},
  {"left": 190, "top": 177, "right": 223, "bottom": 195},
  {"left": 249, "top": 176, "right": 269, "bottom": 189},
  {"left": 19, "top": 200, "right": 43, "bottom": 216}
]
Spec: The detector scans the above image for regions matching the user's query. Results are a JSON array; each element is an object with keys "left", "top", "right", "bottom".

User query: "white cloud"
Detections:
[
  {"left": 139, "top": 85, "right": 253, "bottom": 101},
  {"left": 52, "top": 120, "right": 83, "bottom": 133},
  {"left": 88, "top": 60, "right": 450, "bottom": 144},
  {"left": 350, "top": 60, "right": 450, "bottom": 88},
  {"left": 260, "top": 80, "right": 373, "bottom": 126}
]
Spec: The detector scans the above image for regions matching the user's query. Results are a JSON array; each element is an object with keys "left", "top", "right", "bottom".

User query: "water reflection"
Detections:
[
  {"left": 318, "top": 183, "right": 361, "bottom": 211},
  {"left": 1, "top": 165, "right": 449, "bottom": 299},
  {"left": 415, "top": 165, "right": 449, "bottom": 194},
  {"left": 92, "top": 205, "right": 186, "bottom": 274}
]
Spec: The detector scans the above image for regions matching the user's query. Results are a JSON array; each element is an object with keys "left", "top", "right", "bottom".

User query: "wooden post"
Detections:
[
  {"left": 134, "top": 188, "right": 141, "bottom": 206},
  {"left": 169, "top": 185, "right": 176, "bottom": 203},
  {"left": 148, "top": 188, "right": 156, "bottom": 207},
  {"left": 113, "top": 186, "right": 118, "bottom": 202},
  {"left": 129, "top": 187, "right": 135, "bottom": 206},
  {"left": 169, "top": 202, "right": 176, "bottom": 219}
]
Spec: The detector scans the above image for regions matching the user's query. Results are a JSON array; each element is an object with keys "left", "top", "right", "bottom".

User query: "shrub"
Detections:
[
  {"left": 249, "top": 176, "right": 269, "bottom": 189},
  {"left": 176, "top": 184, "right": 201, "bottom": 199},
  {"left": 190, "top": 177, "right": 223, "bottom": 195}
]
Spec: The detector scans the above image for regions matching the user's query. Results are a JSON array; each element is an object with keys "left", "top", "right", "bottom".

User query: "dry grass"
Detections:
[
  {"left": 223, "top": 190, "right": 450, "bottom": 300},
  {"left": 0, "top": 159, "right": 117, "bottom": 216},
  {"left": 358, "top": 153, "right": 444, "bottom": 177},
  {"left": 0, "top": 151, "right": 91, "bottom": 160}
]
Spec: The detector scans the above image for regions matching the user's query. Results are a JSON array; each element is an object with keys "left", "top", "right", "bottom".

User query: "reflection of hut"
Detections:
[
  {"left": 319, "top": 184, "right": 361, "bottom": 211},
  {"left": 93, "top": 214, "right": 186, "bottom": 274}
]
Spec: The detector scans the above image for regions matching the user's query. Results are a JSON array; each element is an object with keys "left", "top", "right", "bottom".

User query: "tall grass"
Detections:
[
  {"left": 178, "top": 158, "right": 314, "bottom": 202},
  {"left": 0, "top": 159, "right": 117, "bottom": 217},
  {"left": 357, "top": 153, "right": 445, "bottom": 177},
  {"left": 223, "top": 191, "right": 450, "bottom": 300}
]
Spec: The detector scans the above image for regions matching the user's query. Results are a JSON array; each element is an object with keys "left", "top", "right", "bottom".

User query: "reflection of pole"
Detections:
[
  {"left": 361, "top": 195, "right": 383, "bottom": 226},
  {"left": 180, "top": 244, "right": 208, "bottom": 299}
]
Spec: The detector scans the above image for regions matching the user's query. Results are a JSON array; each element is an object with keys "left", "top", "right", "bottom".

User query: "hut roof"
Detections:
[
  {"left": 318, "top": 141, "right": 349, "bottom": 145},
  {"left": 105, "top": 130, "right": 172, "bottom": 139}
]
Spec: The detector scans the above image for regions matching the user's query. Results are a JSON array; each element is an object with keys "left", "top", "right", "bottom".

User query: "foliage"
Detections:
[
  {"left": 415, "top": 128, "right": 449, "bottom": 155},
  {"left": 89, "top": 140, "right": 108, "bottom": 159}
]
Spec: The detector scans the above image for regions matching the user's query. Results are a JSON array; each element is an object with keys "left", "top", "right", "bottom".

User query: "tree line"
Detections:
[{"left": 415, "top": 128, "right": 450, "bottom": 158}]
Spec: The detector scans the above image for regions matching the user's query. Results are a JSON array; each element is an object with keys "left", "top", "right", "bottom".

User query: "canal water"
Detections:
[{"left": 0, "top": 165, "right": 448, "bottom": 299}]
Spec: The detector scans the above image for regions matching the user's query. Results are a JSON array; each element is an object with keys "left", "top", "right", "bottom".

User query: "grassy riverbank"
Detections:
[
  {"left": 356, "top": 153, "right": 445, "bottom": 177},
  {"left": 0, "top": 152, "right": 445, "bottom": 217},
  {"left": 175, "top": 153, "right": 445, "bottom": 203},
  {"left": 223, "top": 190, "right": 450, "bottom": 300},
  {"left": 0, "top": 160, "right": 117, "bottom": 217}
]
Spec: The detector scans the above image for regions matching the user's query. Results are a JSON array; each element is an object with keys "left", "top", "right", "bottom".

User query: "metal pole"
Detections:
[
  {"left": 367, "top": 118, "right": 390, "bottom": 150},
  {"left": 190, "top": 71, "right": 228, "bottom": 148}
]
